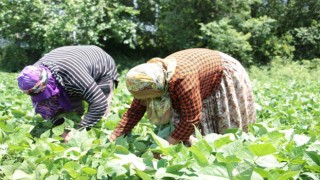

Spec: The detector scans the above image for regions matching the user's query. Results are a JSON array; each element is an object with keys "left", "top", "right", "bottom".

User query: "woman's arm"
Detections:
[
  {"left": 170, "top": 74, "right": 202, "bottom": 142},
  {"left": 111, "top": 98, "right": 147, "bottom": 138},
  {"left": 77, "top": 80, "right": 109, "bottom": 128}
]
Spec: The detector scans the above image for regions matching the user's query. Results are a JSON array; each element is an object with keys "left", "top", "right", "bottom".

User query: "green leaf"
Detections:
[
  {"left": 253, "top": 168, "right": 269, "bottom": 178},
  {"left": 20, "top": 124, "right": 35, "bottom": 133},
  {"left": 192, "top": 139, "right": 212, "bottom": 156},
  {"left": 45, "top": 175, "right": 60, "bottom": 180},
  {"left": 52, "top": 124, "right": 65, "bottom": 136},
  {"left": 68, "top": 130, "right": 95, "bottom": 151},
  {"left": 0, "top": 165, "right": 18, "bottom": 177},
  {"left": 219, "top": 139, "right": 245, "bottom": 157},
  {"left": 307, "top": 141, "right": 320, "bottom": 153},
  {"left": 149, "top": 131, "right": 169, "bottom": 149},
  {"left": 232, "top": 162, "right": 255, "bottom": 180},
  {"left": 189, "top": 145, "right": 209, "bottom": 167},
  {"left": 49, "top": 144, "right": 65, "bottom": 153},
  {"left": 64, "top": 118, "right": 75, "bottom": 129},
  {"left": 304, "top": 165, "right": 320, "bottom": 172},
  {"left": 81, "top": 167, "right": 97, "bottom": 175},
  {"left": 154, "top": 168, "right": 181, "bottom": 179},
  {"left": 216, "top": 153, "right": 241, "bottom": 163},
  {"left": 19, "top": 160, "right": 35, "bottom": 174},
  {"left": 135, "top": 168, "right": 153, "bottom": 180},
  {"left": 134, "top": 141, "right": 147, "bottom": 152},
  {"left": 40, "top": 129, "right": 51, "bottom": 138},
  {"left": 278, "top": 171, "right": 300, "bottom": 180},
  {"left": 11, "top": 109, "right": 26, "bottom": 118},
  {"left": 105, "top": 114, "right": 120, "bottom": 130},
  {"left": 156, "top": 125, "right": 172, "bottom": 138},
  {"left": 305, "top": 151, "right": 320, "bottom": 166},
  {"left": 12, "top": 170, "right": 34, "bottom": 180},
  {"left": 197, "top": 165, "right": 229, "bottom": 179},
  {"left": 166, "top": 162, "right": 190, "bottom": 173},
  {"left": 115, "top": 145, "right": 130, "bottom": 155},
  {"left": 63, "top": 161, "right": 81, "bottom": 178},
  {"left": 35, "top": 164, "right": 49, "bottom": 179},
  {"left": 115, "top": 154, "right": 146, "bottom": 170},
  {"left": 193, "top": 124, "right": 202, "bottom": 139},
  {"left": 300, "top": 172, "right": 320, "bottom": 180},
  {"left": 97, "top": 163, "right": 127, "bottom": 179},
  {"left": 248, "top": 124, "right": 268, "bottom": 136},
  {"left": 115, "top": 136, "right": 129, "bottom": 149},
  {"left": 248, "top": 143, "right": 277, "bottom": 156},
  {"left": 293, "top": 134, "right": 310, "bottom": 146},
  {"left": 255, "top": 155, "right": 284, "bottom": 168},
  {"left": 214, "top": 134, "right": 234, "bottom": 149},
  {"left": 251, "top": 171, "right": 264, "bottom": 180},
  {"left": 157, "top": 159, "right": 168, "bottom": 168}
]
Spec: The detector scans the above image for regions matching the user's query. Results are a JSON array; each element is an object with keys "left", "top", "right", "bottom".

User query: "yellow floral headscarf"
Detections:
[{"left": 126, "top": 58, "right": 176, "bottom": 125}]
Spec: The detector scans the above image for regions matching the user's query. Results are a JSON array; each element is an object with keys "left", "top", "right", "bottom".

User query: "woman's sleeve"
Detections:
[
  {"left": 77, "top": 80, "right": 109, "bottom": 128},
  {"left": 59, "top": 64, "right": 109, "bottom": 129},
  {"left": 112, "top": 98, "right": 146, "bottom": 137},
  {"left": 170, "top": 74, "right": 202, "bottom": 141}
]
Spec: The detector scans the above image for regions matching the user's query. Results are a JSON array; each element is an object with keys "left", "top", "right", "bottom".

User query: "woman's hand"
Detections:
[
  {"left": 108, "top": 133, "right": 117, "bottom": 142},
  {"left": 187, "top": 135, "right": 198, "bottom": 146},
  {"left": 62, "top": 131, "right": 73, "bottom": 143},
  {"left": 166, "top": 135, "right": 179, "bottom": 145}
]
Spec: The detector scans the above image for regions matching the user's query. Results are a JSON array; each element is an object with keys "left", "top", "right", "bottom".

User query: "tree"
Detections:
[
  {"left": 0, "top": 0, "right": 45, "bottom": 71},
  {"left": 292, "top": 21, "right": 320, "bottom": 60},
  {"left": 241, "top": 16, "right": 295, "bottom": 64},
  {"left": 36, "top": 0, "right": 138, "bottom": 51},
  {"left": 200, "top": 19, "right": 253, "bottom": 66},
  {"left": 0, "top": 0, "right": 139, "bottom": 71}
]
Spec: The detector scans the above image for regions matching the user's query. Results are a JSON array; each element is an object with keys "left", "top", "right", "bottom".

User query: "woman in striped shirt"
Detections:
[
  {"left": 17, "top": 45, "right": 119, "bottom": 142},
  {"left": 110, "top": 48, "right": 256, "bottom": 145}
]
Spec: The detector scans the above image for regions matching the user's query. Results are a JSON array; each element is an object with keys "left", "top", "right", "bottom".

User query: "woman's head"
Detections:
[
  {"left": 17, "top": 65, "right": 58, "bottom": 102},
  {"left": 127, "top": 58, "right": 177, "bottom": 125},
  {"left": 17, "top": 65, "right": 48, "bottom": 95},
  {"left": 126, "top": 62, "right": 166, "bottom": 99},
  {"left": 17, "top": 65, "right": 73, "bottom": 119}
]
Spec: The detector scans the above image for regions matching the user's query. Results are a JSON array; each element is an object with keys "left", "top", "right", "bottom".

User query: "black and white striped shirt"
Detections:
[{"left": 35, "top": 45, "right": 119, "bottom": 128}]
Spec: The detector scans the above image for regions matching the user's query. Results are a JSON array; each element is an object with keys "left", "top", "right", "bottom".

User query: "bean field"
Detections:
[{"left": 0, "top": 63, "right": 319, "bottom": 179}]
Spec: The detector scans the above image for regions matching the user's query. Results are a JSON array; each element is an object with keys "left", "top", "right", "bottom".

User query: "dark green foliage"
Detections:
[
  {"left": 200, "top": 19, "right": 253, "bottom": 65},
  {"left": 0, "top": 45, "right": 32, "bottom": 72},
  {"left": 0, "top": 0, "right": 319, "bottom": 71},
  {"left": 241, "top": 16, "right": 295, "bottom": 65},
  {"left": 292, "top": 21, "right": 320, "bottom": 60}
]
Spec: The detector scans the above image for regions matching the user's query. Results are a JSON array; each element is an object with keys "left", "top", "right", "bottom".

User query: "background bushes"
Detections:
[
  {"left": 0, "top": 0, "right": 319, "bottom": 71},
  {"left": 0, "top": 45, "right": 32, "bottom": 72}
]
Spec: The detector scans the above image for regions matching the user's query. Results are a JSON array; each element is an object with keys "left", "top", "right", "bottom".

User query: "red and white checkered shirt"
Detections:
[{"left": 113, "top": 48, "right": 223, "bottom": 141}]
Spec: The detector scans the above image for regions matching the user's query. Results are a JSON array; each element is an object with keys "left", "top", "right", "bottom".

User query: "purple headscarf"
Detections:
[{"left": 17, "top": 65, "right": 72, "bottom": 119}]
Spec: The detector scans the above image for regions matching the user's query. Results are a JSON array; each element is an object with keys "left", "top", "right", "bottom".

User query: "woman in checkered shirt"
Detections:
[{"left": 110, "top": 48, "right": 256, "bottom": 145}]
